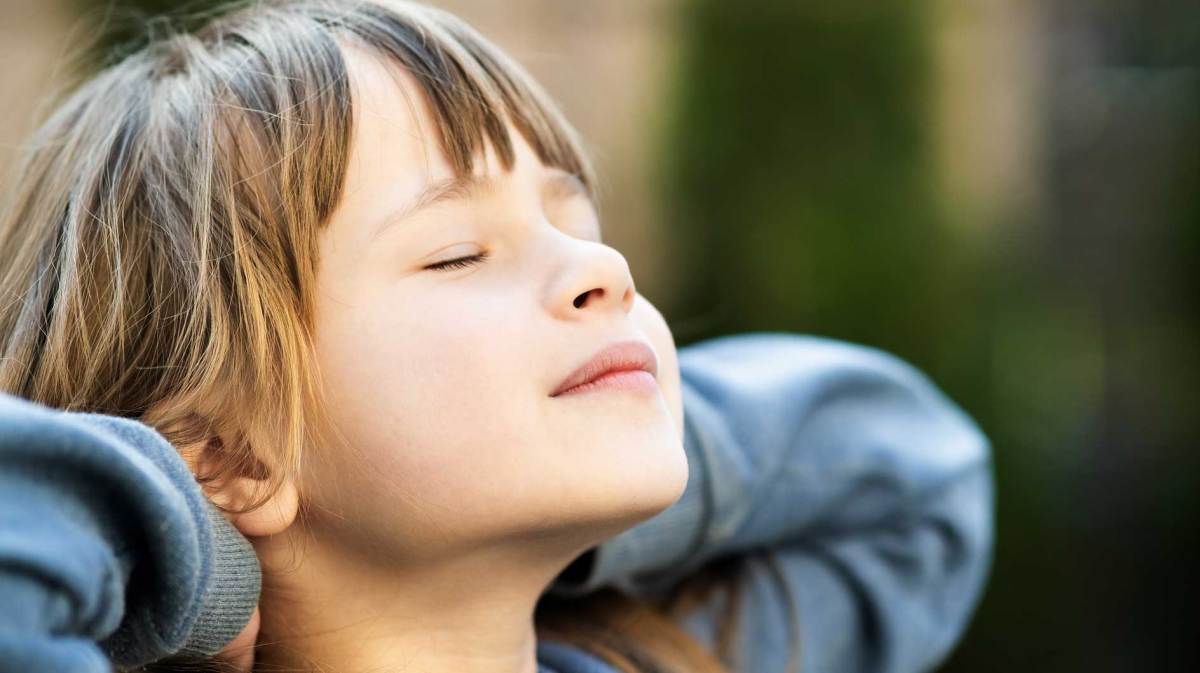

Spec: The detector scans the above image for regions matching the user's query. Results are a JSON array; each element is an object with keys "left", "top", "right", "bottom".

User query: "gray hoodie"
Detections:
[{"left": 0, "top": 332, "right": 994, "bottom": 673}]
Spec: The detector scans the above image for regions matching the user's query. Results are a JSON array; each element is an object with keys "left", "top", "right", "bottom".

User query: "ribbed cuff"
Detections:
[{"left": 178, "top": 503, "right": 261, "bottom": 657}]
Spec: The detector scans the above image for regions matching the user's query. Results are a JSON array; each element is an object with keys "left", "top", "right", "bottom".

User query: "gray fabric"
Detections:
[
  {"left": 0, "top": 392, "right": 262, "bottom": 670},
  {"left": 177, "top": 503, "right": 261, "bottom": 657}
]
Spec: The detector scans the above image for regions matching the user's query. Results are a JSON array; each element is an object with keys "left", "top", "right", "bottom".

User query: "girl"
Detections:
[{"left": 0, "top": 1, "right": 995, "bottom": 672}]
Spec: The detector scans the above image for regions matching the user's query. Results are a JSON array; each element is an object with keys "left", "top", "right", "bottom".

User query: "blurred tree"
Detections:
[
  {"left": 658, "top": 1, "right": 1199, "bottom": 672},
  {"left": 657, "top": 1, "right": 959, "bottom": 360}
]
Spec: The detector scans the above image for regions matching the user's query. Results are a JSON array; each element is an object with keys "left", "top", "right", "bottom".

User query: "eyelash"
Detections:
[
  {"left": 426, "top": 251, "right": 490, "bottom": 271},
  {"left": 422, "top": 212, "right": 598, "bottom": 272}
]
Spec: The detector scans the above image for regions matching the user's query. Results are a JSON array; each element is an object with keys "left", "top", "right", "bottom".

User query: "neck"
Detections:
[{"left": 251, "top": 521, "right": 598, "bottom": 673}]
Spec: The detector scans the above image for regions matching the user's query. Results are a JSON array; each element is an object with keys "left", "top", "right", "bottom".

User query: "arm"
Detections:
[
  {"left": 548, "top": 332, "right": 995, "bottom": 673},
  {"left": 0, "top": 392, "right": 260, "bottom": 671}
]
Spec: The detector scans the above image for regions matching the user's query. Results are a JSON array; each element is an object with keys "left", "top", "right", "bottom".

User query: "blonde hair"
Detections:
[{"left": 0, "top": 1, "right": 785, "bottom": 671}]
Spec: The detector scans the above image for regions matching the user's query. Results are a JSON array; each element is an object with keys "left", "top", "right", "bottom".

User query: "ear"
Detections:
[
  {"left": 180, "top": 435, "right": 300, "bottom": 538},
  {"left": 207, "top": 473, "right": 300, "bottom": 538}
]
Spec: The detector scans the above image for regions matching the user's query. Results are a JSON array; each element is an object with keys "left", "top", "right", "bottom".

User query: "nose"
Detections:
[{"left": 545, "top": 238, "right": 637, "bottom": 320}]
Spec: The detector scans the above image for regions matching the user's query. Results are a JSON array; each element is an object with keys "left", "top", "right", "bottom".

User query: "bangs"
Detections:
[
  {"left": 176, "top": 0, "right": 599, "bottom": 249},
  {"left": 185, "top": 0, "right": 598, "bottom": 232},
  {"left": 331, "top": 1, "right": 597, "bottom": 198}
]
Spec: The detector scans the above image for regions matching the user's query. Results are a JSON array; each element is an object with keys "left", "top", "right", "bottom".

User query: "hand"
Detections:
[{"left": 214, "top": 606, "right": 260, "bottom": 672}]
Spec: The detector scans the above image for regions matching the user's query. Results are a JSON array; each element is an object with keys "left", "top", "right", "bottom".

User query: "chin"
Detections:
[{"left": 610, "top": 433, "right": 689, "bottom": 515}]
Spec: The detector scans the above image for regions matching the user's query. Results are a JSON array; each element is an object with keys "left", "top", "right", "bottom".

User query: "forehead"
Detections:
[{"left": 340, "top": 43, "right": 462, "bottom": 197}]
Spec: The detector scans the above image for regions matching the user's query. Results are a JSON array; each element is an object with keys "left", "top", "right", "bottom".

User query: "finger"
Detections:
[{"left": 215, "top": 606, "right": 260, "bottom": 673}]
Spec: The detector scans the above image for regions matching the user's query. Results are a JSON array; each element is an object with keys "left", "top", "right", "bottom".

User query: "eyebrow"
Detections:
[{"left": 370, "top": 169, "right": 592, "bottom": 241}]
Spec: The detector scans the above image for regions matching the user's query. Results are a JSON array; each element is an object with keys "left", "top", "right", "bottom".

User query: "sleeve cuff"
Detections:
[{"left": 177, "top": 502, "right": 261, "bottom": 657}]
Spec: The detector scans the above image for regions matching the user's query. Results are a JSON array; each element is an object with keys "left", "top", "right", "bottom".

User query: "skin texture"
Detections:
[{"left": 232, "top": 43, "right": 689, "bottom": 673}]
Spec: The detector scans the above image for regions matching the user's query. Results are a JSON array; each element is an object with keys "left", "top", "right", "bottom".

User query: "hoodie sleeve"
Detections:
[
  {"left": 547, "top": 332, "right": 995, "bottom": 673},
  {"left": 0, "top": 392, "right": 261, "bottom": 672}
]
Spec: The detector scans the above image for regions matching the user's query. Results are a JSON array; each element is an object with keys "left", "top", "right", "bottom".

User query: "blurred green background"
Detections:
[
  {"left": 1, "top": 0, "right": 1195, "bottom": 671},
  {"left": 657, "top": 3, "right": 1198, "bottom": 673}
]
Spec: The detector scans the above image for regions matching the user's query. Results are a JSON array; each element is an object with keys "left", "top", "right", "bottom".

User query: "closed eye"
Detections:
[{"left": 425, "top": 251, "right": 489, "bottom": 271}]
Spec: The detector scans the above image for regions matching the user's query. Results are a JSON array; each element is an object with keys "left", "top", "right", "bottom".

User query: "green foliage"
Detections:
[
  {"left": 657, "top": 0, "right": 956, "bottom": 366},
  {"left": 659, "top": 1, "right": 1200, "bottom": 671}
]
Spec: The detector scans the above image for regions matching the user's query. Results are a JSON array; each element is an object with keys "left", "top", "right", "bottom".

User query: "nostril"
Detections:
[{"left": 573, "top": 289, "right": 595, "bottom": 308}]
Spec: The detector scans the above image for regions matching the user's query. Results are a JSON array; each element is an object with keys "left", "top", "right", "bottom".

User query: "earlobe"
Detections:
[
  {"left": 174, "top": 431, "right": 300, "bottom": 538},
  {"left": 212, "top": 477, "right": 300, "bottom": 537}
]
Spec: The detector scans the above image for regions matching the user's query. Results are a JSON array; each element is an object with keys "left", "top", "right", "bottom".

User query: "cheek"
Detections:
[
  {"left": 318, "top": 286, "right": 516, "bottom": 412},
  {"left": 307, "top": 288, "right": 546, "bottom": 515}
]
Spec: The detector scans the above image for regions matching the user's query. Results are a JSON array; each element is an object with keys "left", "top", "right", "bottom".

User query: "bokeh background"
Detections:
[{"left": 2, "top": 0, "right": 1196, "bottom": 671}]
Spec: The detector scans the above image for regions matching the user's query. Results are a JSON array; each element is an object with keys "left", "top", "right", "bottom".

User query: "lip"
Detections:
[{"left": 551, "top": 340, "right": 659, "bottom": 398}]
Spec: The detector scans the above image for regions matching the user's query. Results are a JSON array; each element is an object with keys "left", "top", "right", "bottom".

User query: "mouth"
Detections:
[{"left": 551, "top": 340, "right": 659, "bottom": 398}]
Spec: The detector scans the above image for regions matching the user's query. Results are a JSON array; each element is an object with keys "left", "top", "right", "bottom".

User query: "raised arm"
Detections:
[
  {"left": 0, "top": 392, "right": 260, "bottom": 671},
  {"left": 547, "top": 332, "right": 995, "bottom": 673}
]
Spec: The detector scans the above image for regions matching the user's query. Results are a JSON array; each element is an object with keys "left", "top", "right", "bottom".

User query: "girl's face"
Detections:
[{"left": 301, "top": 45, "right": 688, "bottom": 563}]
